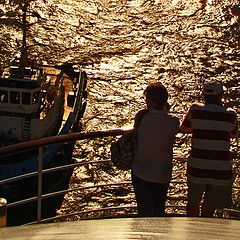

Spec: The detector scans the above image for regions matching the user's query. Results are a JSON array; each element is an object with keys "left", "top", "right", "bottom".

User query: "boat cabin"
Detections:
[
  {"left": 0, "top": 66, "right": 44, "bottom": 115},
  {"left": 0, "top": 66, "right": 63, "bottom": 144}
]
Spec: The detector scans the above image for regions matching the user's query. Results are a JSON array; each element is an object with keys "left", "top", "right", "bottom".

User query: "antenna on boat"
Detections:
[{"left": 19, "top": 0, "right": 29, "bottom": 68}]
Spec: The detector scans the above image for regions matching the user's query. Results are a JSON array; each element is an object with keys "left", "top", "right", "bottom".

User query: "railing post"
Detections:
[
  {"left": 37, "top": 146, "right": 43, "bottom": 224},
  {"left": 0, "top": 198, "right": 7, "bottom": 227}
]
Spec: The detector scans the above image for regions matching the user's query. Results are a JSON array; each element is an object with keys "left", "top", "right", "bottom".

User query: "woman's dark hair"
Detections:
[{"left": 144, "top": 82, "right": 168, "bottom": 106}]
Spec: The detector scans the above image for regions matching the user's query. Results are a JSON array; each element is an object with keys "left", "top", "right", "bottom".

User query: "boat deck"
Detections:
[{"left": 1, "top": 217, "right": 240, "bottom": 240}]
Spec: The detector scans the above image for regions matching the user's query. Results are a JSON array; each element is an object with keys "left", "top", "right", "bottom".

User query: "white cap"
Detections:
[{"left": 203, "top": 82, "right": 224, "bottom": 96}]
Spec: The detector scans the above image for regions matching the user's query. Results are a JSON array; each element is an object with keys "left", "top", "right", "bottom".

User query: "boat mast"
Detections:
[{"left": 19, "top": 0, "right": 29, "bottom": 68}]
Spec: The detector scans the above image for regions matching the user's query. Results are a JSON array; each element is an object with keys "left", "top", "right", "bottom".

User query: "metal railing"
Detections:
[
  {"left": 0, "top": 128, "right": 133, "bottom": 226},
  {"left": 0, "top": 128, "right": 239, "bottom": 226}
]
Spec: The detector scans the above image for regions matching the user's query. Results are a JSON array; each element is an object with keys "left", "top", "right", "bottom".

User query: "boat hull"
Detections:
[
  {"left": 0, "top": 140, "right": 75, "bottom": 226},
  {"left": 0, "top": 69, "right": 87, "bottom": 226}
]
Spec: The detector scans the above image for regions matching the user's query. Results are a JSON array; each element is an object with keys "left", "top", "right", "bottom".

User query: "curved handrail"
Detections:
[
  {"left": 0, "top": 127, "right": 239, "bottom": 225},
  {"left": 0, "top": 128, "right": 132, "bottom": 156}
]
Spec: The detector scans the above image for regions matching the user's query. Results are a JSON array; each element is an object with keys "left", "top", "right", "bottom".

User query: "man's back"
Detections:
[
  {"left": 180, "top": 102, "right": 238, "bottom": 185},
  {"left": 180, "top": 82, "right": 239, "bottom": 217}
]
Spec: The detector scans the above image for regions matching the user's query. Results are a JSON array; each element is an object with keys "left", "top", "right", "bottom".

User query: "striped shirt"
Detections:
[{"left": 180, "top": 103, "right": 239, "bottom": 186}]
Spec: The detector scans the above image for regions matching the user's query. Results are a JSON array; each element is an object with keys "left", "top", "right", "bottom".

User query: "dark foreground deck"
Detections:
[{"left": 1, "top": 217, "right": 240, "bottom": 239}]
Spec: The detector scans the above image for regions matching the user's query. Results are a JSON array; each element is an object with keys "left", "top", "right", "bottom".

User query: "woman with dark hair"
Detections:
[{"left": 132, "top": 82, "right": 179, "bottom": 216}]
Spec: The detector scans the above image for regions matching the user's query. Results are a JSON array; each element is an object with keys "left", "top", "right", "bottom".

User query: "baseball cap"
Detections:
[{"left": 203, "top": 82, "right": 224, "bottom": 96}]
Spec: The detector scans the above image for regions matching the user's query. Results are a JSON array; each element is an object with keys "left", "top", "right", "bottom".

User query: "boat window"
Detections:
[
  {"left": 0, "top": 90, "right": 8, "bottom": 103},
  {"left": 32, "top": 91, "right": 40, "bottom": 104},
  {"left": 10, "top": 91, "right": 20, "bottom": 104},
  {"left": 22, "top": 92, "right": 31, "bottom": 105}
]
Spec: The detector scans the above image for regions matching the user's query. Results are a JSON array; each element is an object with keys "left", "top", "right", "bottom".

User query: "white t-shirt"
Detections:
[{"left": 132, "top": 109, "right": 179, "bottom": 183}]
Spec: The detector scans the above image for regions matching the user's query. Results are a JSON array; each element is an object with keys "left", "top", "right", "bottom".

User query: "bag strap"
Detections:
[{"left": 134, "top": 108, "right": 148, "bottom": 128}]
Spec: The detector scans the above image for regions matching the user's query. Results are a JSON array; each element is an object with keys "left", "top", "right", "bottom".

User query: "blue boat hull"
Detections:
[{"left": 0, "top": 140, "right": 76, "bottom": 226}]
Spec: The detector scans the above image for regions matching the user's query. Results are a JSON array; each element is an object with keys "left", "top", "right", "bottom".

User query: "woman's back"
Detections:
[{"left": 132, "top": 108, "right": 179, "bottom": 183}]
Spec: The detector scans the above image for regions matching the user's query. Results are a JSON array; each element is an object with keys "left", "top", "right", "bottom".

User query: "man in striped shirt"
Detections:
[{"left": 179, "top": 82, "right": 239, "bottom": 217}]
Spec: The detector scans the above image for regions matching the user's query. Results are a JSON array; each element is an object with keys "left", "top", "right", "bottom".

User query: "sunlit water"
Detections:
[{"left": 0, "top": 0, "right": 239, "bottom": 219}]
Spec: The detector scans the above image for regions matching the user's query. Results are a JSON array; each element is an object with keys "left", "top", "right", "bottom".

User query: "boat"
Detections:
[{"left": 0, "top": 1, "right": 87, "bottom": 226}]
